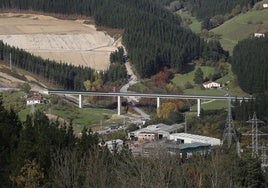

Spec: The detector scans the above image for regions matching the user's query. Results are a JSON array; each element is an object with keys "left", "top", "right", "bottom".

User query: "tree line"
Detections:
[
  {"left": 231, "top": 36, "right": 268, "bottom": 94},
  {"left": 0, "top": 41, "right": 127, "bottom": 90},
  {"left": 0, "top": 98, "right": 267, "bottom": 187},
  {"left": 0, "top": 0, "right": 228, "bottom": 78}
]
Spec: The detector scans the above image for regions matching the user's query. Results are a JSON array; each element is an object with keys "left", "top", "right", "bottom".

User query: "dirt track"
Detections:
[{"left": 0, "top": 13, "right": 120, "bottom": 70}]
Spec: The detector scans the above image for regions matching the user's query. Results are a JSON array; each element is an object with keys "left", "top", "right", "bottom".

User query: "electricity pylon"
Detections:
[
  {"left": 246, "top": 112, "right": 264, "bottom": 157},
  {"left": 261, "top": 142, "right": 268, "bottom": 167},
  {"left": 222, "top": 97, "right": 240, "bottom": 156}
]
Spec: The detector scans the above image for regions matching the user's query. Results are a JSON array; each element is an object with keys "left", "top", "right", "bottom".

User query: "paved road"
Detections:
[
  {"left": 0, "top": 87, "right": 20, "bottom": 92},
  {"left": 120, "top": 62, "right": 150, "bottom": 119}
]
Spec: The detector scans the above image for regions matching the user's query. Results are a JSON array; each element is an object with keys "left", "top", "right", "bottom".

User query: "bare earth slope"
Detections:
[{"left": 0, "top": 13, "right": 119, "bottom": 71}]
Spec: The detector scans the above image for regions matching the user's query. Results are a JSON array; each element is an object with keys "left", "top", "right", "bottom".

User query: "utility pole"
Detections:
[
  {"left": 222, "top": 97, "right": 240, "bottom": 156},
  {"left": 184, "top": 113, "right": 187, "bottom": 133},
  {"left": 9, "top": 52, "right": 12, "bottom": 71},
  {"left": 246, "top": 112, "right": 264, "bottom": 157}
]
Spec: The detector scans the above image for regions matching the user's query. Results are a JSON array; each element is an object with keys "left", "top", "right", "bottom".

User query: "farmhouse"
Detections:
[
  {"left": 202, "top": 81, "right": 221, "bottom": 88},
  {"left": 26, "top": 95, "right": 44, "bottom": 105},
  {"left": 254, "top": 32, "right": 265, "bottom": 38}
]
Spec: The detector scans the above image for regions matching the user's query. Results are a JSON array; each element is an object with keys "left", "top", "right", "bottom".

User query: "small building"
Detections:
[
  {"left": 104, "top": 139, "right": 124, "bottom": 153},
  {"left": 263, "top": 3, "right": 268, "bottom": 8},
  {"left": 138, "top": 132, "right": 157, "bottom": 142},
  {"left": 202, "top": 81, "right": 221, "bottom": 89},
  {"left": 169, "top": 133, "right": 221, "bottom": 146},
  {"left": 128, "top": 123, "right": 185, "bottom": 140},
  {"left": 26, "top": 95, "right": 44, "bottom": 105},
  {"left": 254, "top": 32, "right": 265, "bottom": 38}
]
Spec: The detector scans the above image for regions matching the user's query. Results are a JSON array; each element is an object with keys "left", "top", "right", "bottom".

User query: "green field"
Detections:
[
  {"left": 172, "top": 66, "right": 216, "bottom": 89},
  {"left": 191, "top": 100, "right": 228, "bottom": 111},
  {"left": 183, "top": 88, "right": 224, "bottom": 95},
  {"left": 18, "top": 104, "right": 117, "bottom": 133},
  {"left": 173, "top": 64, "right": 247, "bottom": 96},
  {"left": 49, "top": 107, "right": 115, "bottom": 132},
  {"left": 171, "top": 64, "right": 248, "bottom": 110},
  {"left": 177, "top": 11, "right": 202, "bottom": 33},
  {"left": 212, "top": 9, "right": 268, "bottom": 53},
  {"left": 3, "top": 91, "right": 127, "bottom": 137}
]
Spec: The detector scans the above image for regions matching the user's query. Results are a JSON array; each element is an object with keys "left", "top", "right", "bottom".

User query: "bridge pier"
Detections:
[
  {"left": 117, "top": 96, "right": 121, "bottom": 115},
  {"left": 197, "top": 98, "right": 201, "bottom": 117},
  {"left": 79, "top": 94, "right": 83, "bottom": 108},
  {"left": 157, "top": 97, "right": 160, "bottom": 113}
]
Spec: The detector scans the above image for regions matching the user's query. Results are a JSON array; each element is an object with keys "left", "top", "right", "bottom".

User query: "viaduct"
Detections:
[{"left": 47, "top": 90, "right": 251, "bottom": 117}]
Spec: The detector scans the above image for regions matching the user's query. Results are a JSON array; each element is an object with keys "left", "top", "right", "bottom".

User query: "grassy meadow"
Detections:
[
  {"left": 172, "top": 66, "right": 216, "bottom": 89},
  {"left": 2, "top": 92, "right": 117, "bottom": 133},
  {"left": 212, "top": 9, "right": 268, "bottom": 53},
  {"left": 172, "top": 64, "right": 248, "bottom": 111},
  {"left": 177, "top": 11, "right": 202, "bottom": 34}
]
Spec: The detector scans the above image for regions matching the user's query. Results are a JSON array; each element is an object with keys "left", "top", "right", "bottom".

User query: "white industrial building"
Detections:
[
  {"left": 128, "top": 123, "right": 185, "bottom": 140},
  {"left": 169, "top": 133, "right": 221, "bottom": 146}
]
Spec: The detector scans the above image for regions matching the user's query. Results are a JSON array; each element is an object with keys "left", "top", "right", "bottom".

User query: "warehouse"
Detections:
[{"left": 169, "top": 133, "right": 221, "bottom": 146}]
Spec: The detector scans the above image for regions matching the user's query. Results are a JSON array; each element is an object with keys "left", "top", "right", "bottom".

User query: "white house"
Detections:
[
  {"left": 263, "top": 3, "right": 268, "bottom": 8},
  {"left": 169, "top": 133, "right": 221, "bottom": 146},
  {"left": 26, "top": 95, "right": 44, "bottom": 105},
  {"left": 203, "top": 81, "right": 221, "bottom": 89},
  {"left": 254, "top": 32, "right": 265, "bottom": 38}
]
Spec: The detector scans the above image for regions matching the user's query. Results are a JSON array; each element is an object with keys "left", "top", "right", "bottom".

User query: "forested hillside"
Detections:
[
  {"left": 183, "top": 0, "right": 259, "bottom": 29},
  {"left": 0, "top": 0, "right": 227, "bottom": 78},
  {"left": 0, "top": 98, "right": 267, "bottom": 187},
  {"left": 231, "top": 36, "right": 268, "bottom": 94}
]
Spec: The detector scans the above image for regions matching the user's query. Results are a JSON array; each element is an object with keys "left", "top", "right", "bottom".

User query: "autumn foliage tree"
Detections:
[
  {"left": 157, "top": 102, "right": 178, "bottom": 119},
  {"left": 11, "top": 159, "right": 44, "bottom": 188},
  {"left": 151, "top": 67, "right": 173, "bottom": 87}
]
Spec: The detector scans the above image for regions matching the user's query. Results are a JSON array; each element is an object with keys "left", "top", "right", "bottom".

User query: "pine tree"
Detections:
[{"left": 194, "top": 68, "right": 204, "bottom": 84}]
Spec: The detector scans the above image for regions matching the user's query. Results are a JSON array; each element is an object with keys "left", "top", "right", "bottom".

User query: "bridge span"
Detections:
[{"left": 47, "top": 90, "right": 251, "bottom": 116}]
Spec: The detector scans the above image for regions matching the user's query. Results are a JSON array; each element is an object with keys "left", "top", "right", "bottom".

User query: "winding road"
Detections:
[{"left": 120, "top": 62, "right": 150, "bottom": 120}]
